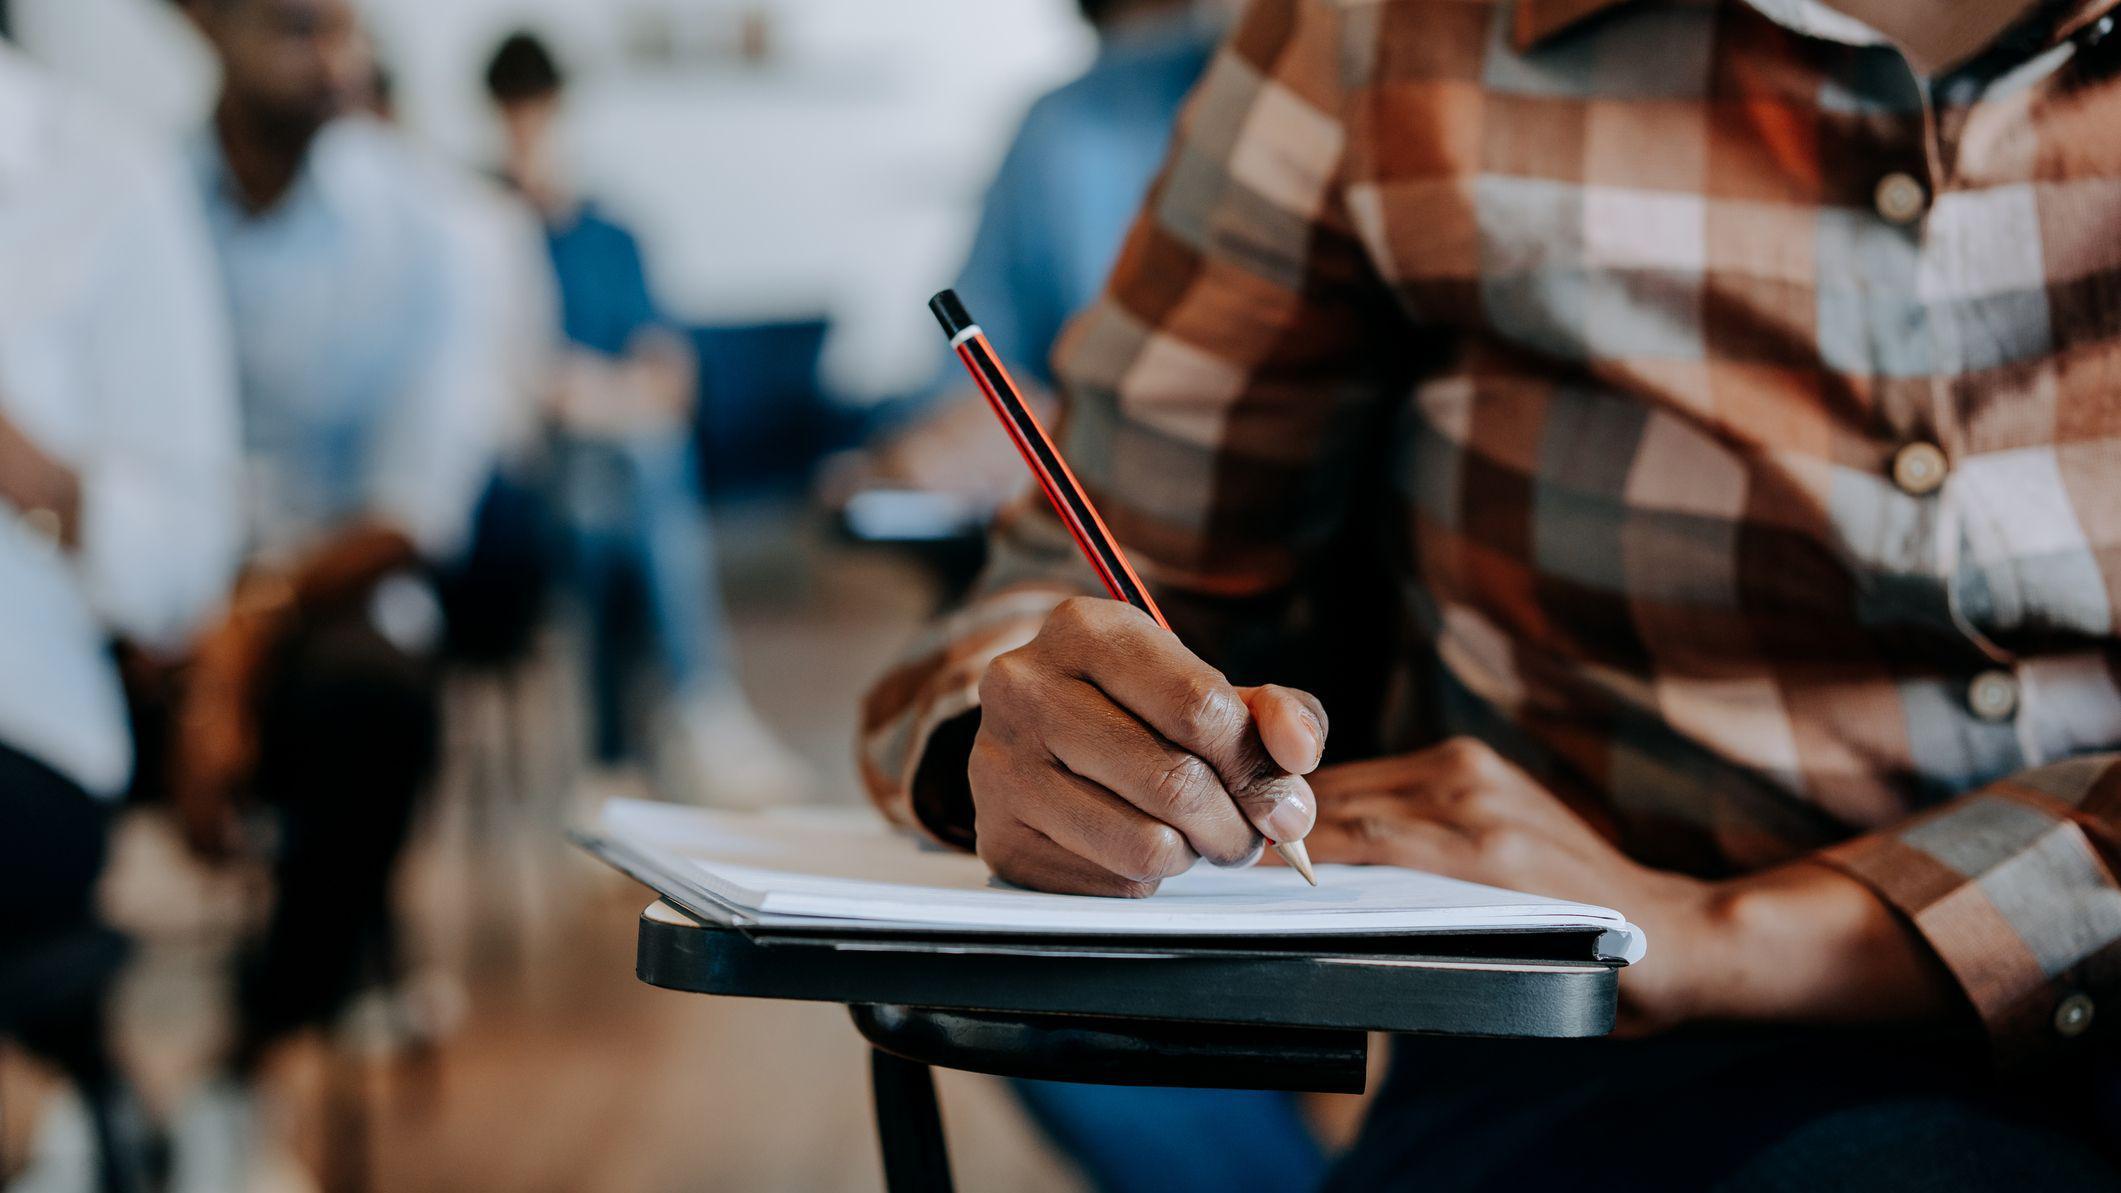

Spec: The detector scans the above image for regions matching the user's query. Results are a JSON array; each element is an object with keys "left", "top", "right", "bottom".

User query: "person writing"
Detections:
[{"left": 863, "top": 0, "right": 2121, "bottom": 1184}]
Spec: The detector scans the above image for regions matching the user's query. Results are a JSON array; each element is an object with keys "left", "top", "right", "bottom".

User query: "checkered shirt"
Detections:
[{"left": 861, "top": 0, "right": 2121, "bottom": 1069}]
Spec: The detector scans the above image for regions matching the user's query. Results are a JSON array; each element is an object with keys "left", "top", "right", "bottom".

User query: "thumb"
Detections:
[{"left": 1240, "top": 685, "right": 1328, "bottom": 776}]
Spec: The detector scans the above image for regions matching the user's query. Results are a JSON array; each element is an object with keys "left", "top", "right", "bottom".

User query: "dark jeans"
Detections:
[
  {"left": 0, "top": 744, "right": 150, "bottom": 1190},
  {"left": 0, "top": 744, "right": 121, "bottom": 1071},
  {"left": 0, "top": 742, "right": 109, "bottom": 951},
  {"left": 235, "top": 597, "right": 439, "bottom": 1063},
  {"left": 1330, "top": 1029, "right": 2121, "bottom": 1192},
  {"left": 556, "top": 435, "right": 728, "bottom": 764},
  {"left": 438, "top": 470, "right": 557, "bottom": 669},
  {"left": 1010, "top": 1080, "right": 1325, "bottom": 1193}
]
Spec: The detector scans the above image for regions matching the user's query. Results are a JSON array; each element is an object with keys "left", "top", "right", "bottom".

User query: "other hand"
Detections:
[
  {"left": 1303, "top": 738, "right": 1960, "bottom": 1034},
  {"left": 969, "top": 597, "right": 1326, "bottom": 897}
]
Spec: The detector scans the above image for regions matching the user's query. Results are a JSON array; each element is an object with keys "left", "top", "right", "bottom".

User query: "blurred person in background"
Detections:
[
  {"left": 0, "top": 32, "right": 240, "bottom": 1189},
  {"left": 364, "top": 58, "right": 567, "bottom": 677},
  {"left": 853, "top": 0, "right": 1224, "bottom": 516},
  {"left": 485, "top": 30, "right": 807, "bottom": 807},
  {"left": 859, "top": 4, "right": 1333, "bottom": 1192},
  {"left": 166, "top": 0, "right": 504, "bottom": 1183}
]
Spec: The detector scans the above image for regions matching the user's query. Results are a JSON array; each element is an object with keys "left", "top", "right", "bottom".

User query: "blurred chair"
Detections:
[
  {"left": 689, "top": 317, "right": 851, "bottom": 499},
  {"left": 436, "top": 472, "right": 579, "bottom": 975}
]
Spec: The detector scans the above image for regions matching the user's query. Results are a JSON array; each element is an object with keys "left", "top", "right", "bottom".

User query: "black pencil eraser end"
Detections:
[{"left": 929, "top": 289, "right": 974, "bottom": 339}]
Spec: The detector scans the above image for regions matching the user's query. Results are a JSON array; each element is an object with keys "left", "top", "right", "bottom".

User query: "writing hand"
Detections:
[{"left": 969, "top": 597, "right": 1326, "bottom": 897}]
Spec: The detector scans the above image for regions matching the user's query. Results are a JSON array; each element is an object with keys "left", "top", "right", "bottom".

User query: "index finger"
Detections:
[{"left": 1044, "top": 600, "right": 1318, "bottom": 845}]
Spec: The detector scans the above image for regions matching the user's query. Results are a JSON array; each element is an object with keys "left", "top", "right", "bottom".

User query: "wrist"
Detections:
[
  {"left": 1685, "top": 862, "right": 1960, "bottom": 1028},
  {"left": 1678, "top": 875, "right": 1773, "bottom": 1023},
  {"left": 1617, "top": 867, "right": 1737, "bottom": 1031},
  {"left": 0, "top": 425, "right": 83, "bottom": 547}
]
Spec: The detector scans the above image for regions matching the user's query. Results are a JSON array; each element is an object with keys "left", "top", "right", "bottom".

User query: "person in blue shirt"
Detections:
[
  {"left": 954, "top": 2, "right": 1220, "bottom": 393},
  {"left": 876, "top": 5, "right": 1334, "bottom": 1192},
  {"left": 855, "top": 1, "right": 1230, "bottom": 521},
  {"left": 485, "top": 32, "right": 806, "bottom": 805}
]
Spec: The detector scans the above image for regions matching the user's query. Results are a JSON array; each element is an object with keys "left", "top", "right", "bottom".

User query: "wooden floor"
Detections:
[{"left": 2, "top": 510, "right": 1084, "bottom": 1193}]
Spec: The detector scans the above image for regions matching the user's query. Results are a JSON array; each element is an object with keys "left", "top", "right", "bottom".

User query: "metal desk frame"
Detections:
[{"left": 633, "top": 901, "right": 1621, "bottom": 1192}]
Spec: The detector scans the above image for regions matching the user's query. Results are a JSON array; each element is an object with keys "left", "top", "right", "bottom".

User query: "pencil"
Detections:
[{"left": 929, "top": 289, "right": 1318, "bottom": 886}]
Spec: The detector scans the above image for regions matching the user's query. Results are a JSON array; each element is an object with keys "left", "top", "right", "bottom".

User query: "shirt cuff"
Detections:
[
  {"left": 857, "top": 587, "right": 1075, "bottom": 841},
  {"left": 1816, "top": 755, "right": 2121, "bottom": 1070}
]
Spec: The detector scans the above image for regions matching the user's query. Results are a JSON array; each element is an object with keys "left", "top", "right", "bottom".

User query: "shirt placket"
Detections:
[
  {"left": 1832, "top": 40, "right": 2047, "bottom": 780},
  {"left": 1892, "top": 24, "right": 2121, "bottom": 773}
]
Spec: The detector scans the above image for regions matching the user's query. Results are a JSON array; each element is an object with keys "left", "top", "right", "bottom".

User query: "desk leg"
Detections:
[{"left": 869, "top": 1047, "right": 955, "bottom": 1193}]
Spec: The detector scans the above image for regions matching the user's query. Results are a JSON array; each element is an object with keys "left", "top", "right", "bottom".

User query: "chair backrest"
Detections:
[{"left": 690, "top": 318, "right": 847, "bottom": 498}]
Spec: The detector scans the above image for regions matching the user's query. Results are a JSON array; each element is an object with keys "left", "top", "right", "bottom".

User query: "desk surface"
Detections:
[{"left": 635, "top": 901, "right": 1620, "bottom": 1038}]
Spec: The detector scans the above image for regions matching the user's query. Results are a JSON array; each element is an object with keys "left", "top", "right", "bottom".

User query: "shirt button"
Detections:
[
  {"left": 2055, "top": 992, "right": 2095, "bottom": 1038},
  {"left": 1874, "top": 171, "right": 1928, "bottom": 224},
  {"left": 1967, "top": 670, "right": 2020, "bottom": 721},
  {"left": 1891, "top": 441, "right": 1949, "bottom": 495}
]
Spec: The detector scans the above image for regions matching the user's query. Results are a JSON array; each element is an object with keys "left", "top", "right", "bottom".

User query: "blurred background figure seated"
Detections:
[
  {"left": 0, "top": 33, "right": 242, "bottom": 1192},
  {"left": 160, "top": 0, "right": 509, "bottom": 1184},
  {"left": 485, "top": 30, "right": 808, "bottom": 809},
  {"left": 822, "top": 0, "right": 1229, "bottom": 602}
]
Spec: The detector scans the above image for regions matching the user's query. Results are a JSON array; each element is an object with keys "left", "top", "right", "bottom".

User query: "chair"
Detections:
[{"left": 689, "top": 317, "right": 846, "bottom": 499}]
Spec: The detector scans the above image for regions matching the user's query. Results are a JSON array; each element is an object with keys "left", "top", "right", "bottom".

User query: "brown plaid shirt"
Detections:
[{"left": 862, "top": 0, "right": 2121, "bottom": 1068}]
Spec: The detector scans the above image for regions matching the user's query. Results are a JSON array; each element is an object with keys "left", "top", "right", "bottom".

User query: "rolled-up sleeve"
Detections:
[
  {"left": 859, "top": 0, "right": 1401, "bottom": 837},
  {"left": 857, "top": 515, "right": 1101, "bottom": 834},
  {"left": 1818, "top": 755, "right": 2121, "bottom": 1068}
]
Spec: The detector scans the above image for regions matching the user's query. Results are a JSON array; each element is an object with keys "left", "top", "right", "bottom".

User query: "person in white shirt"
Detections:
[
  {"left": 0, "top": 40, "right": 240, "bottom": 954},
  {"left": 0, "top": 37, "right": 241, "bottom": 1191},
  {"left": 166, "top": 0, "right": 502, "bottom": 1102}
]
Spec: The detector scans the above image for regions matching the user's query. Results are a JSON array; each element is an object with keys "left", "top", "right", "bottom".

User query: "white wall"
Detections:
[{"left": 15, "top": 0, "right": 1094, "bottom": 399}]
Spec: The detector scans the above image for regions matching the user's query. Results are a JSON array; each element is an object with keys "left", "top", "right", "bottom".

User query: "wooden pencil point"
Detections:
[{"left": 1278, "top": 840, "right": 1318, "bottom": 886}]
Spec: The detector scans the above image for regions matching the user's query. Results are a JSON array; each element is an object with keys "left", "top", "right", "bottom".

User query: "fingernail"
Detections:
[
  {"left": 1259, "top": 788, "right": 1314, "bottom": 844},
  {"left": 1297, "top": 711, "right": 1323, "bottom": 770}
]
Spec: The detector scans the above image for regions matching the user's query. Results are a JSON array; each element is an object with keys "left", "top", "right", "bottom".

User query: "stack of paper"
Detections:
[{"left": 581, "top": 800, "right": 1645, "bottom": 963}]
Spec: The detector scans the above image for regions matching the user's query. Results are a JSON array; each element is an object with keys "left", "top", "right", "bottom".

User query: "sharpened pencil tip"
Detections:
[{"left": 1277, "top": 840, "right": 1318, "bottom": 886}]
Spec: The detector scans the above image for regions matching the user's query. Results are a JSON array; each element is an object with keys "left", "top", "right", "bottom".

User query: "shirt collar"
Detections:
[
  {"left": 1510, "top": 0, "right": 1634, "bottom": 52},
  {"left": 1512, "top": 0, "right": 2121, "bottom": 54},
  {"left": 1739, "top": 0, "right": 1889, "bottom": 45},
  {"left": 194, "top": 115, "right": 375, "bottom": 225}
]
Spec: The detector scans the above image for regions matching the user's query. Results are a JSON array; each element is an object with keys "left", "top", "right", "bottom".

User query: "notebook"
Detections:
[{"left": 578, "top": 799, "right": 1646, "bottom": 964}]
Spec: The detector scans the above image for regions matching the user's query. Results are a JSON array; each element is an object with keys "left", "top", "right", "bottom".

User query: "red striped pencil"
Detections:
[{"left": 929, "top": 289, "right": 1317, "bottom": 885}]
